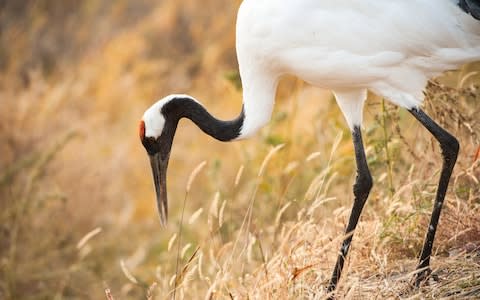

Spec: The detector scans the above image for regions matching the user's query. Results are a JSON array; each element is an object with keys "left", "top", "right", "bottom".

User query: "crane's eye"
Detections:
[{"left": 139, "top": 120, "right": 146, "bottom": 141}]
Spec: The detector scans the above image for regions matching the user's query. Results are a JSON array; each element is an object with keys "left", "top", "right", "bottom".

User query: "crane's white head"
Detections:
[
  {"left": 140, "top": 94, "right": 199, "bottom": 139},
  {"left": 141, "top": 100, "right": 167, "bottom": 140},
  {"left": 139, "top": 94, "right": 191, "bottom": 226}
]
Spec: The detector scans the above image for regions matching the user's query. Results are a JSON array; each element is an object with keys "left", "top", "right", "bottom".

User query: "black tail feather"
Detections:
[{"left": 459, "top": 0, "right": 480, "bottom": 20}]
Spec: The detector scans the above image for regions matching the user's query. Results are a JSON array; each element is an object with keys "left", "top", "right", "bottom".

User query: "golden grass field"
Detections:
[{"left": 1, "top": 1, "right": 479, "bottom": 299}]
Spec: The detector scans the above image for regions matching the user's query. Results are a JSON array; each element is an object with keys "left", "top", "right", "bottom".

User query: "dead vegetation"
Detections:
[{"left": 0, "top": 1, "right": 479, "bottom": 299}]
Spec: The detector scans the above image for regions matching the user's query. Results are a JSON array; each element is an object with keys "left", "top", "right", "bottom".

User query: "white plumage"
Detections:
[{"left": 236, "top": 0, "right": 480, "bottom": 135}]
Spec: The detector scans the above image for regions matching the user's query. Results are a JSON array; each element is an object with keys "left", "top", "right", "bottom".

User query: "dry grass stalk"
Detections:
[
  {"left": 104, "top": 288, "right": 114, "bottom": 300},
  {"left": 120, "top": 260, "right": 138, "bottom": 284},
  {"left": 186, "top": 161, "right": 207, "bottom": 192},
  {"left": 76, "top": 227, "right": 102, "bottom": 249},
  {"left": 258, "top": 144, "right": 285, "bottom": 177},
  {"left": 168, "top": 233, "right": 178, "bottom": 252},
  {"left": 188, "top": 208, "right": 204, "bottom": 225}
]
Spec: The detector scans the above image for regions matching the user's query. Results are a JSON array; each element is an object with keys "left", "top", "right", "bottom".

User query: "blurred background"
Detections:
[{"left": 1, "top": 1, "right": 479, "bottom": 299}]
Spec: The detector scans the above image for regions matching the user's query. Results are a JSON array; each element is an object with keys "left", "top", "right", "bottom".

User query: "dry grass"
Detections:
[{"left": 1, "top": 1, "right": 479, "bottom": 299}]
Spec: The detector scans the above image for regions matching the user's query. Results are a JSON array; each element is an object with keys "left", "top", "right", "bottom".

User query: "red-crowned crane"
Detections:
[{"left": 139, "top": 0, "right": 480, "bottom": 294}]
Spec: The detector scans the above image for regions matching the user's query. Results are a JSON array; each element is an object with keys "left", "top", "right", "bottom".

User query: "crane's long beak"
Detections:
[{"left": 149, "top": 152, "right": 169, "bottom": 227}]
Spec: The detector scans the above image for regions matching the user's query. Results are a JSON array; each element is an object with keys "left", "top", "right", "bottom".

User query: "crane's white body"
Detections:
[{"left": 236, "top": 0, "right": 480, "bottom": 136}]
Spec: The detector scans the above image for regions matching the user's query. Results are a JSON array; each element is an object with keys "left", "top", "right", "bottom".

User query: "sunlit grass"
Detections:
[{"left": 1, "top": 1, "right": 479, "bottom": 299}]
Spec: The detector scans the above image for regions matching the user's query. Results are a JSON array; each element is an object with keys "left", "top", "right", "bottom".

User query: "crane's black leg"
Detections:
[
  {"left": 327, "top": 126, "right": 373, "bottom": 294},
  {"left": 409, "top": 108, "right": 459, "bottom": 286}
]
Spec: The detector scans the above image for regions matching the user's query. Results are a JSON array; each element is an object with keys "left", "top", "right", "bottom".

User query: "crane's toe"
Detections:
[{"left": 412, "top": 268, "right": 440, "bottom": 288}]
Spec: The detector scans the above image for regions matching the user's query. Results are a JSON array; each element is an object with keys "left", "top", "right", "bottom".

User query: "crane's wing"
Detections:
[{"left": 237, "top": 0, "right": 480, "bottom": 88}]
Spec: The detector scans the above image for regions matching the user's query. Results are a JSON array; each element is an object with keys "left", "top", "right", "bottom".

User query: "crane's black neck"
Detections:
[{"left": 161, "top": 96, "right": 244, "bottom": 142}]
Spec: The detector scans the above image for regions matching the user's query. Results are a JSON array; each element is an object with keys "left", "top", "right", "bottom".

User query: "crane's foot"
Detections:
[
  {"left": 412, "top": 267, "right": 439, "bottom": 288},
  {"left": 324, "top": 290, "right": 336, "bottom": 300},
  {"left": 323, "top": 282, "right": 337, "bottom": 300}
]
